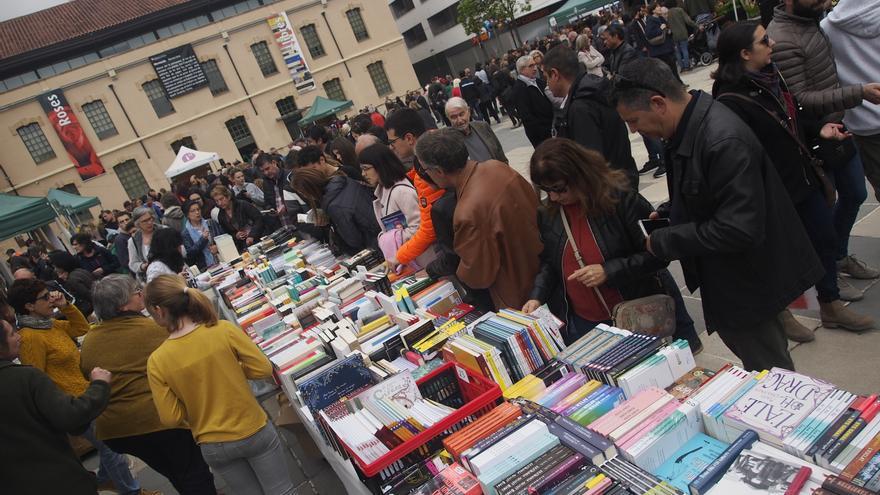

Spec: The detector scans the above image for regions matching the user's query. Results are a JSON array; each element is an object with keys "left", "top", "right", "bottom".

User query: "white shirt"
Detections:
[{"left": 146, "top": 260, "right": 176, "bottom": 283}]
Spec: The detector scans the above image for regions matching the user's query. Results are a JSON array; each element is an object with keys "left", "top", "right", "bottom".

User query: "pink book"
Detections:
[
  {"left": 589, "top": 387, "right": 669, "bottom": 437},
  {"left": 618, "top": 400, "right": 680, "bottom": 451}
]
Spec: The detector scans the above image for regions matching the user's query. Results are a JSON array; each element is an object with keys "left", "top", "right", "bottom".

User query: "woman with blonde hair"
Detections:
[
  {"left": 145, "top": 274, "right": 293, "bottom": 495},
  {"left": 576, "top": 32, "right": 605, "bottom": 77}
]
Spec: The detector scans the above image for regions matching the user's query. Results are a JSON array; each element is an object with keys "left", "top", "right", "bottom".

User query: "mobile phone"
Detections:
[{"left": 638, "top": 218, "right": 670, "bottom": 237}]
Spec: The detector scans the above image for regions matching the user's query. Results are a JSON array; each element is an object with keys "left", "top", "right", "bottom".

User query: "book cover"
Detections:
[
  {"left": 723, "top": 368, "right": 835, "bottom": 445},
  {"left": 688, "top": 429, "right": 759, "bottom": 495},
  {"left": 708, "top": 448, "right": 803, "bottom": 495},
  {"left": 411, "top": 463, "right": 481, "bottom": 495},
  {"left": 297, "top": 353, "right": 373, "bottom": 413},
  {"left": 653, "top": 432, "right": 729, "bottom": 493}
]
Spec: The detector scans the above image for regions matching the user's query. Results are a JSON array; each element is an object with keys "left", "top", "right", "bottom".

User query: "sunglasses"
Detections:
[
  {"left": 757, "top": 33, "right": 770, "bottom": 46},
  {"left": 538, "top": 183, "right": 569, "bottom": 194},
  {"left": 611, "top": 75, "right": 667, "bottom": 98}
]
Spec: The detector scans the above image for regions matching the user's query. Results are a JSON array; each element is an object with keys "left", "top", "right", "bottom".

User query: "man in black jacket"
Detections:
[
  {"left": 256, "top": 152, "right": 295, "bottom": 229},
  {"left": 511, "top": 55, "right": 555, "bottom": 147},
  {"left": 543, "top": 45, "right": 639, "bottom": 188},
  {"left": 71, "top": 233, "right": 119, "bottom": 278},
  {"left": 613, "top": 58, "right": 824, "bottom": 372},
  {"left": 458, "top": 69, "right": 483, "bottom": 121}
]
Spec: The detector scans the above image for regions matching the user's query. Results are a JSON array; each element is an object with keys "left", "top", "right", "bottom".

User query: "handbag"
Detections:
[
  {"left": 718, "top": 92, "right": 837, "bottom": 207},
  {"left": 560, "top": 210, "right": 675, "bottom": 337}
]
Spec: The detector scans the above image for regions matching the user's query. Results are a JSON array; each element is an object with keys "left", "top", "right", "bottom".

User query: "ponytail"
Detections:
[{"left": 144, "top": 274, "right": 218, "bottom": 331}]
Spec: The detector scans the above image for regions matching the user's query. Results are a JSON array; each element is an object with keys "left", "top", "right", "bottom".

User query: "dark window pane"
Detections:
[
  {"left": 301, "top": 24, "right": 326, "bottom": 58},
  {"left": 346, "top": 8, "right": 369, "bottom": 41},
  {"left": 82, "top": 100, "right": 118, "bottom": 139},
  {"left": 17, "top": 123, "right": 56, "bottom": 164},
  {"left": 114, "top": 159, "right": 150, "bottom": 199},
  {"left": 225, "top": 116, "right": 255, "bottom": 147},
  {"left": 250, "top": 41, "right": 278, "bottom": 77},
  {"left": 142, "top": 79, "right": 175, "bottom": 117},
  {"left": 200, "top": 59, "right": 229, "bottom": 95},
  {"left": 367, "top": 61, "right": 392, "bottom": 96},
  {"left": 323, "top": 79, "right": 346, "bottom": 101},
  {"left": 275, "top": 96, "right": 298, "bottom": 117}
]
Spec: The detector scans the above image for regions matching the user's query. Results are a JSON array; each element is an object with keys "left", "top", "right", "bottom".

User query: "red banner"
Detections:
[{"left": 39, "top": 90, "right": 105, "bottom": 180}]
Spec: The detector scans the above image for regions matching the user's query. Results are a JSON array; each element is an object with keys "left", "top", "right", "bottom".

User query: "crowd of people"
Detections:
[{"left": 2, "top": 0, "right": 880, "bottom": 493}]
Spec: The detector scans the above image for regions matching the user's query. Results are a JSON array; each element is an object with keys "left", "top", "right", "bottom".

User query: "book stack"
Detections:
[
  {"left": 442, "top": 402, "right": 523, "bottom": 461},
  {"left": 469, "top": 311, "right": 563, "bottom": 383},
  {"left": 444, "top": 335, "right": 514, "bottom": 391},
  {"left": 839, "top": 416, "right": 880, "bottom": 490}
]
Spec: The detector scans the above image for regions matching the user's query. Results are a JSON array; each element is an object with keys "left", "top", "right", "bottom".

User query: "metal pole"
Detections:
[
  {"left": 223, "top": 44, "right": 259, "bottom": 115},
  {"left": 109, "top": 84, "right": 151, "bottom": 159},
  {"left": 732, "top": 0, "right": 740, "bottom": 21},
  {"left": 321, "top": 11, "right": 351, "bottom": 77}
]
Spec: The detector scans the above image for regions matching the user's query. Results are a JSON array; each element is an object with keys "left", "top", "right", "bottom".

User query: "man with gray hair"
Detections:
[
  {"left": 444, "top": 97, "right": 508, "bottom": 163},
  {"left": 415, "top": 128, "right": 541, "bottom": 310},
  {"left": 511, "top": 55, "right": 554, "bottom": 147},
  {"left": 612, "top": 58, "right": 823, "bottom": 372}
]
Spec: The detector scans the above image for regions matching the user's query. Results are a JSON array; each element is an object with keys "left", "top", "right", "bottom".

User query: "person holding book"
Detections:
[
  {"left": 359, "top": 143, "right": 435, "bottom": 269},
  {"left": 145, "top": 274, "right": 294, "bottom": 495},
  {"left": 145, "top": 228, "right": 188, "bottom": 283},
  {"left": 80, "top": 275, "right": 217, "bottom": 494},
  {"left": 291, "top": 166, "right": 381, "bottom": 256},
  {"left": 211, "top": 185, "right": 266, "bottom": 252},
  {"left": 0, "top": 299, "right": 114, "bottom": 495},
  {"left": 521, "top": 138, "right": 673, "bottom": 343},
  {"left": 711, "top": 22, "right": 875, "bottom": 339},
  {"left": 231, "top": 168, "right": 265, "bottom": 208},
  {"left": 181, "top": 199, "right": 222, "bottom": 271},
  {"left": 8, "top": 278, "right": 145, "bottom": 495},
  {"left": 612, "top": 57, "right": 823, "bottom": 371}
]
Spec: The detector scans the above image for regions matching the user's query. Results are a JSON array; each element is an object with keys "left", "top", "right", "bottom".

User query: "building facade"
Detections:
[
  {"left": 389, "top": 0, "right": 564, "bottom": 84},
  {"left": 0, "top": 0, "right": 420, "bottom": 210}
]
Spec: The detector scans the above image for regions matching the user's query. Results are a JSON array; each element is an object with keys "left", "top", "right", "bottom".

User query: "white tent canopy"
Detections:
[{"left": 165, "top": 146, "right": 219, "bottom": 179}]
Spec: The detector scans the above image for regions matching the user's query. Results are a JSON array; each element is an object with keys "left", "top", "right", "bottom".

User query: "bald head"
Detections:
[
  {"left": 355, "top": 134, "right": 380, "bottom": 156},
  {"left": 13, "top": 268, "right": 34, "bottom": 280}
]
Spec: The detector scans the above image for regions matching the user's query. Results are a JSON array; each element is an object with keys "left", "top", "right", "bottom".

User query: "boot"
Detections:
[
  {"left": 778, "top": 310, "right": 814, "bottom": 343},
  {"left": 837, "top": 276, "right": 864, "bottom": 302},
  {"left": 820, "top": 301, "right": 875, "bottom": 332}
]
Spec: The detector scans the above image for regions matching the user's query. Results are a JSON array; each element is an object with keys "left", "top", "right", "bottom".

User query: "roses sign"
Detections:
[{"left": 39, "top": 90, "right": 105, "bottom": 180}]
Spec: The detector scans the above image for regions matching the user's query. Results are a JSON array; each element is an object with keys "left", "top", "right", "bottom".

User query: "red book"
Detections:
[{"left": 411, "top": 463, "right": 482, "bottom": 495}]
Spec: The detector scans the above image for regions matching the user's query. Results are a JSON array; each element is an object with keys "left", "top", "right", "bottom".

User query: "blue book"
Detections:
[
  {"left": 297, "top": 353, "right": 373, "bottom": 413},
  {"left": 688, "top": 429, "right": 759, "bottom": 495},
  {"left": 653, "top": 432, "right": 729, "bottom": 493}
]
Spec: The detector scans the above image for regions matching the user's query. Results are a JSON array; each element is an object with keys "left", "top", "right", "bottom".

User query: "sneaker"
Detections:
[
  {"left": 778, "top": 310, "right": 814, "bottom": 343},
  {"left": 638, "top": 160, "right": 660, "bottom": 175},
  {"left": 837, "top": 276, "right": 864, "bottom": 302},
  {"left": 837, "top": 255, "right": 880, "bottom": 279},
  {"left": 653, "top": 165, "right": 667, "bottom": 178},
  {"left": 820, "top": 300, "right": 875, "bottom": 332}
]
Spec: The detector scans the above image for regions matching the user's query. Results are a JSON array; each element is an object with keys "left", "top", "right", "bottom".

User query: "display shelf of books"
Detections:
[{"left": 208, "top": 228, "right": 880, "bottom": 495}]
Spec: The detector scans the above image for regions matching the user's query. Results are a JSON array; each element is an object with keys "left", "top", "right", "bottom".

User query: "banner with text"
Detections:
[
  {"left": 38, "top": 90, "right": 105, "bottom": 181},
  {"left": 267, "top": 12, "right": 316, "bottom": 94},
  {"left": 149, "top": 44, "right": 209, "bottom": 98}
]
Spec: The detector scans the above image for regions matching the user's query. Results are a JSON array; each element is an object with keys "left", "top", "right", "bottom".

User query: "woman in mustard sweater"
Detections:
[
  {"left": 144, "top": 274, "right": 294, "bottom": 495},
  {"left": 9, "top": 278, "right": 143, "bottom": 495}
]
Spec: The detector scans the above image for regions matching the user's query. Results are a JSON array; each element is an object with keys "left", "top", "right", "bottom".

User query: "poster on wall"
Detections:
[
  {"left": 267, "top": 12, "right": 316, "bottom": 94},
  {"left": 149, "top": 44, "right": 209, "bottom": 98},
  {"left": 38, "top": 90, "right": 105, "bottom": 181}
]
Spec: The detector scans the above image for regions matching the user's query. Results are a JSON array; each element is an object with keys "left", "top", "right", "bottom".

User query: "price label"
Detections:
[{"left": 456, "top": 365, "right": 470, "bottom": 384}]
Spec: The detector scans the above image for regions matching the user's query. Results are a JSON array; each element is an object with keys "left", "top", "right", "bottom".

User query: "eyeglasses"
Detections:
[
  {"left": 611, "top": 75, "right": 667, "bottom": 98},
  {"left": 35, "top": 292, "right": 51, "bottom": 302},
  {"left": 757, "top": 34, "right": 770, "bottom": 46},
  {"left": 359, "top": 164, "right": 375, "bottom": 173},
  {"left": 387, "top": 136, "right": 401, "bottom": 146},
  {"left": 538, "top": 183, "right": 569, "bottom": 194}
]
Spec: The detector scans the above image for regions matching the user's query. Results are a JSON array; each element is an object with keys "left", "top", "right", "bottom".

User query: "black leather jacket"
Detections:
[
  {"left": 528, "top": 189, "right": 668, "bottom": 323},
  {"left": 651, "top": 92, "right": 823, "bottom": 332}
]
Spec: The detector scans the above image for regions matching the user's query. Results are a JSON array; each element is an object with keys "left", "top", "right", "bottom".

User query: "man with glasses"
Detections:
[
  {"left": 414, "top": 128, "right": 542, "bottom": 311},
  {"left": 444, "top": 97, "right": 508, "bottom": 164},
  {"left": 612, "top": 58, "right": 823, "bottom": 372}
]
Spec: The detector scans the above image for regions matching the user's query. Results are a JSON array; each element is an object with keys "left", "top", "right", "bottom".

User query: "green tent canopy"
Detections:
[
  {"left": 0, "top": 193, "right": 58, "bottom": 241},
  {"left": 47, "top": 188, "right": 100, "bottom": 214},
  {"left": 298, "top": 96, "right": 354, "bottom": 126},
  {"left": 550, "top": 0, "right": 616, "bottom": 26}
]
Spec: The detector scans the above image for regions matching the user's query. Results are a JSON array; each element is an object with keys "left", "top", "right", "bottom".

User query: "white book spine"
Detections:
[{"left": 786, "top": 389, "right": 846, "bottom": 456}]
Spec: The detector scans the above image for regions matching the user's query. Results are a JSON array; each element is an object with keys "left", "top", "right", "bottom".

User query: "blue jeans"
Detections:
[
  {"left": 830, "top": 149, "right": 868, "bottom": 259},
  {"left": 82, "top": 421, "right": 141, "bottom": 495},
  {"left": 642, "top": 133, "right": 664, "bottom": 163},
  {"left": 795, "top": 189, "right": 840, "bottom": 302},
  {"left": 674, "top": 39, "right": 690, "bottom": 70},
  {"left": 199, "top": 422, "right": 294, "bottom": 495}
]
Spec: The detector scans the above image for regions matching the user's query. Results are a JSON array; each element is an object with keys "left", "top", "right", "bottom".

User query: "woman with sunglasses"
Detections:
[
  {"left": 522, "top": 138, "right": 669, "bottom": 343},
  {"left": 80, "top": 275, "right": 217, "bottom": 494},
  {"left": 712, "top": 22, "right": 874, "bottom": 338},
  {"left": 8, "top": 278, "right": 145, "bottom": 495}
]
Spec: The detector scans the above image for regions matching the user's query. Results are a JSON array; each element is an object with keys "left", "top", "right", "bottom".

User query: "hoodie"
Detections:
[
  {"left": 322, "top": 176, "right": 380, "bottom": 255},
  {"left": 553, "top": 72, "right": 639, "bottom": 188},
  {"left": 821, "top": 0, "right": 880, "bottom": 134},
  {"left": 161, "top": 205, "right": 185, "bottom": 232}
]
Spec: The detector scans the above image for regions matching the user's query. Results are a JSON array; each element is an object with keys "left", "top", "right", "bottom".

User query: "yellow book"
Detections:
[{"left": 359, "top": 315, "right": 391, "bottom": 337}]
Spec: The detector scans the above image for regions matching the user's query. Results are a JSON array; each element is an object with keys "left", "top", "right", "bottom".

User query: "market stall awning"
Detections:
[
  {"left": 298, "top": 96, "right": 354, "bottom": 126},
  {"left": 47, "top": 188, "right": 100, "bottom": 213},
  {"left": 550, "top": 0, "right": 614, "bottom": 25},
  {"left": 0, "top": 193, "right": 58, "bottom": 241},
  {"left": 165, "top": 146, "right": 219, "bottom": 179}
]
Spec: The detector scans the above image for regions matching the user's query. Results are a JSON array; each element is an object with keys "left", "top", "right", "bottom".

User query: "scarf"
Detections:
[
  {"left": 17, "top": 314, "right": 53, "bottom": 330},
  {"left": 746, "top": 64, "right": 782, "bottom": 98},
  {"left": 184, "top": 219, "right": 216, "bottom": 267}
]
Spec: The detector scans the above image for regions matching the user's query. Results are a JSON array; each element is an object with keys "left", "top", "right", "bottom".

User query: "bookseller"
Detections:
[{"left": 612, "top": 57, "right": 823, "bottom": 372}]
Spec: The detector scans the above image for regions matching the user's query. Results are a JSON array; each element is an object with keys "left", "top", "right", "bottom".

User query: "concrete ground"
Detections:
[{"left": 93, "top": 63, "right": 879, "bottom": 494}]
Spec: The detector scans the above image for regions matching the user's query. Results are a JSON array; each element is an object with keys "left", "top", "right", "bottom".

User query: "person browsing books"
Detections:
[
  {"left": 145, "top": 229, "right": 187, "bottom": 284},
  {"left": 521, "top": 138, "right": 673, "bottom": 344},
  {"left": 181, "top": 199, "right": 222, "bottom": 271},
  {"left": 145, "top": 275, "right": 293, "bottom": 495},
  {"left": 359, "top": 143, "right": 432, "bottom": 268},
  {"left": 211, "top": 185, "right": 266, "bottom": 252}
]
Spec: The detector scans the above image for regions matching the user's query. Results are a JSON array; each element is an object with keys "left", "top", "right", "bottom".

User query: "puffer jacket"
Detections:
[
  {"left": 160, "top": 205, "right": 185, "bottom": 232},
  {"left": 322, "top": 176, "right": 380, "bottom": 256},
  {"left": 529, "top": 189, "right": 668, "bottom": 329},
  {"left": 767, "top": 5, "right": 863, "bottom": 122}
]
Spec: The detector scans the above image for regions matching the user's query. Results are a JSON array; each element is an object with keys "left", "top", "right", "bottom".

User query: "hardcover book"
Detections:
[{"left": 653, "top": 432, "right": 729, "bottom": 493}]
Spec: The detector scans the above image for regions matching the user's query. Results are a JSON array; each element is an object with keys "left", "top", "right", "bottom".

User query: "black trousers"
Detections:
[
  {"left": 715, "top": 315, "right": 795, "bottom": 372},
  {"left": 654, "top": 52, "right": 683, "bottom": 83},
  {"left": 105, "top": 428, "right": 217, "bottom": 495}
]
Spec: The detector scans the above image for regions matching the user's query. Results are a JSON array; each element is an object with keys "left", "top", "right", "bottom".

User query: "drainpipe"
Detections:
[
  {"left": 0, "top": 164, "right": 17, "bottom": 195},
  {"left": 223, "top": 43, "right": 259, "bottom": 115},
  {"left": 109, "top": 84, "right": 151, "bottom": 159},
  {"left": 321, "top": 11, "right": 351, "bottom": 77}
]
